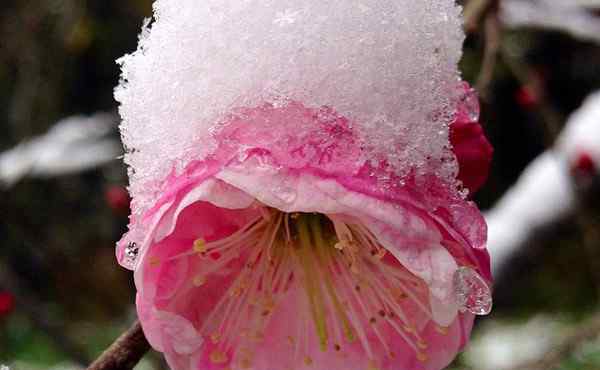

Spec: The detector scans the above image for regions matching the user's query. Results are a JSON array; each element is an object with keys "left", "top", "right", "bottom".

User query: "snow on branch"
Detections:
[
  {"left": 0, "top": 113, "right": 120, "bottom": 188},
  {"left": 486, "top": 91, "right": 600, "bottom": 276}
]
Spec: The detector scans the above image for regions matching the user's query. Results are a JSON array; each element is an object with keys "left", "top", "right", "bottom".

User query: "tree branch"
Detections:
[
  {"left": 464, "top": 0, "right": 500, "bottom": 34},
  {"left": 87, "top": 321, "right": 151, "bottom": 370},
  {"left": 475, "top": 9, "right": 501, "bottom": 99}
]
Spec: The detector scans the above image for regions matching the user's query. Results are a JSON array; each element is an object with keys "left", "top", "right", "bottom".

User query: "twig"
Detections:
[
  {"left": 476, "top": 10, "right": 502, "bottom": 99},
  {"left": 87, "top": 320, "right": 151, "bottom": 370},
  {"left": 464, "top": 0, "right": 500, "bottom": 34},
  {"left": 500, "top": 46, "right": 563, "bottom": 146}
]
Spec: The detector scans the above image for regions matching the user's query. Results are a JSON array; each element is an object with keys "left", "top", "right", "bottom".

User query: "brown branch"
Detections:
[
  {"left": 87, "top": 321, "right": 151, "bottom": 370},
  {"left": 499, "top": 46, "right": 563, "bottom": 146},
  {"left": 475, "top": 10, "right": 502, "bottom": 99},
  {"left": 464, "top": 0, "right": 500, "bottom": 34}
]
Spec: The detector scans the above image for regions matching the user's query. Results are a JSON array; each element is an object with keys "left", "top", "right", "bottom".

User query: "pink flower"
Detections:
[
  {"left": 117, "top": 92, "right": 492, "bottom": 370},
  {"left": 114, "top": 2, "right": 493, "bottom": 369}
]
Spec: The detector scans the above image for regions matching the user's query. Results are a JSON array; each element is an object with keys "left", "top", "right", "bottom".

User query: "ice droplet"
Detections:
[
  {"left": 122, "top": 242, "right": 140, "bottom": 270},
  {"left": 461, "top": 87, "right": 480, "bottom": 122},
  {"left": 453, "top": 266, "right": 492, "bottom": 315}
]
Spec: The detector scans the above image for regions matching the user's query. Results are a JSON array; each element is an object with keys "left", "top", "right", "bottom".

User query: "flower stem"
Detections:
[{"left": 87, "top": 320, "right": 150, "bottom": 370}]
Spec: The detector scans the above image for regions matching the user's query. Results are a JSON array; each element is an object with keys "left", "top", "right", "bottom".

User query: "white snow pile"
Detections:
[
  {"left": 115, "top": 0, "right": 467, "bottom": 212},
  {"left": 0, "top": 113, "right": 120, "bottom": 188},
  {"left": 502, "top": 0, "right": 600, "bottom": 44},
  {"left": 486, "top": 91, "right": 600, "bottom": 276}
]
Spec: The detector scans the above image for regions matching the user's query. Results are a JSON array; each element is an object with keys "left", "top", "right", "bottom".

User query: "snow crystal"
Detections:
[{"left": 116, "top": 0, "right": 465, "bottom": 212}]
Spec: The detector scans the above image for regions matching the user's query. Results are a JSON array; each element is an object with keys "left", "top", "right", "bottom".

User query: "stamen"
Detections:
[
  {"left": 193, "top": 275, "right": 206, "bottom": 287},
  {"left": 179, "top": 208, "right": 456, "bottom": 367},
  {"left": 210, "top": 350, "right": 228, "bottom": 364},
  {"left": 193, "top": 238, "right": 207, "bottom": 253}
]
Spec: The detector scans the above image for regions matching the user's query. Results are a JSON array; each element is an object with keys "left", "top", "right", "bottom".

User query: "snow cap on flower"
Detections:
[{"left": 116, "top": 0, "right": 466, "bottom": 214}]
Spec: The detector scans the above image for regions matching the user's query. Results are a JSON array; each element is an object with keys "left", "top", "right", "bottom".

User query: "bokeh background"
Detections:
[{"left": 1, "top": 1, "right": 599, "bottom": 369}]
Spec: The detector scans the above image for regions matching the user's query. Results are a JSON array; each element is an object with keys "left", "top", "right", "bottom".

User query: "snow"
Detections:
[
  {"left": 486, "top": 91, "right": 600, "bottom": 276},
  {"left": 0, "top": 113, "right": 120, "bottom": 188},
  {"left": 502, "top": 0, "right": 600, "bottom": 44},
  {"left": 115, "top": 0, "right": 466, "bottom": 213}
]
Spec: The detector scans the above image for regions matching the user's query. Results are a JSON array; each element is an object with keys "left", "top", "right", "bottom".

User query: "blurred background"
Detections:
[{"left": 0, "top": 0, "right": 599, "bottom": 369}]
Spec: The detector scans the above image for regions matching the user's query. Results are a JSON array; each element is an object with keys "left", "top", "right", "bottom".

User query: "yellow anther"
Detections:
[
  {"left": 240, "top": 358, "right": 252, "bottom": 369},
  {"left": 193, "top": 239, "right": 207, "bottom": 253},
  {"left": 417, "top": 352, "right": 428, "bottom": 362},
  {"left": 435, "top": 326, "right": 448, "bottom": 335},
  {"left": 304, "top": 356, "right": 313, "bottom": 366},
  {"left": 238, "top": 347, "right": 251, "bottom": 355},
  {"left": 209, "top": 350, "right": 228, "bottom": 364},
  {"left": 403, "top": 325, "right": 414, "bottom": 333},
  {"left": 367, "top": 360, "right": 380, "bottom": 370},
  {"left": 263, "top": 296, "right": 276, "bottom": 310},
  {"left": 287, "top": 336, "right": 296, "bottom": 346},
  {"left": 376, "top": 249, "right": 387, "bottom": 259},
  {"left": 193, "top": 275, "right": 206, "bottom": 287},
  {"left": 148, "top": 256, "right": 161, "bottom": 267},
  {"left": 417, "top": 340, "right": 428, "bottom": 350},
  {"left": 210, "top": 332, "right": 221, "bottom": 344}
]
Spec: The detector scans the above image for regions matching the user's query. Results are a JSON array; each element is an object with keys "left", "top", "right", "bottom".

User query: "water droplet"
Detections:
[
  {"left": 122, "top": 242, "right": 140, "bottom": 270},
  {"left": 453, "top": 266, "right": 492, "bottom": 315},
  {"left": 461, "top": 88, "right": 480, "bottom": 122}
]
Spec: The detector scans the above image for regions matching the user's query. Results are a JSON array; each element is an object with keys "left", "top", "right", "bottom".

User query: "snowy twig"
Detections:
[
  {"left": 501, "top": 0, "right": 600, "bottom": 44},
  {"left": 511, "top": 313, "right": 600, "bottom": 370},
  {"left": 487, "top": 91, "right": 600, "bottom": 277},
  {"left": 87, "top": 321, "right": 150, "bottom": 370},
  {"left": 0, "top": 113, "right": 120, "bottom": 188}
]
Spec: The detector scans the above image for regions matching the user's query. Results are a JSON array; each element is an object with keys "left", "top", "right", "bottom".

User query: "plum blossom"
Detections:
[{"left": 115, "top": 1, "right": 493, "bottom": 370}]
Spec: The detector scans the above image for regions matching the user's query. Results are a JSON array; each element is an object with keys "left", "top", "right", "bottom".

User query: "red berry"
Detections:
[
  {"left": 515, "top": 86, "right": 539, "bottom": 110},
  {"left": 105, "top": 185, "right": 131, "bottom": 214},
  {"left": 0, "top": 291, "right": 15, "bottom": 318},
  {"left": 572, "top": 151, "right": 596, "bottom": 177}
]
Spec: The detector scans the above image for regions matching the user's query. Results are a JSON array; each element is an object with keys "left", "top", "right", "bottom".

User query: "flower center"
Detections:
[{"left": 165, "top": 208, "right": 451, "bottom": 368}]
